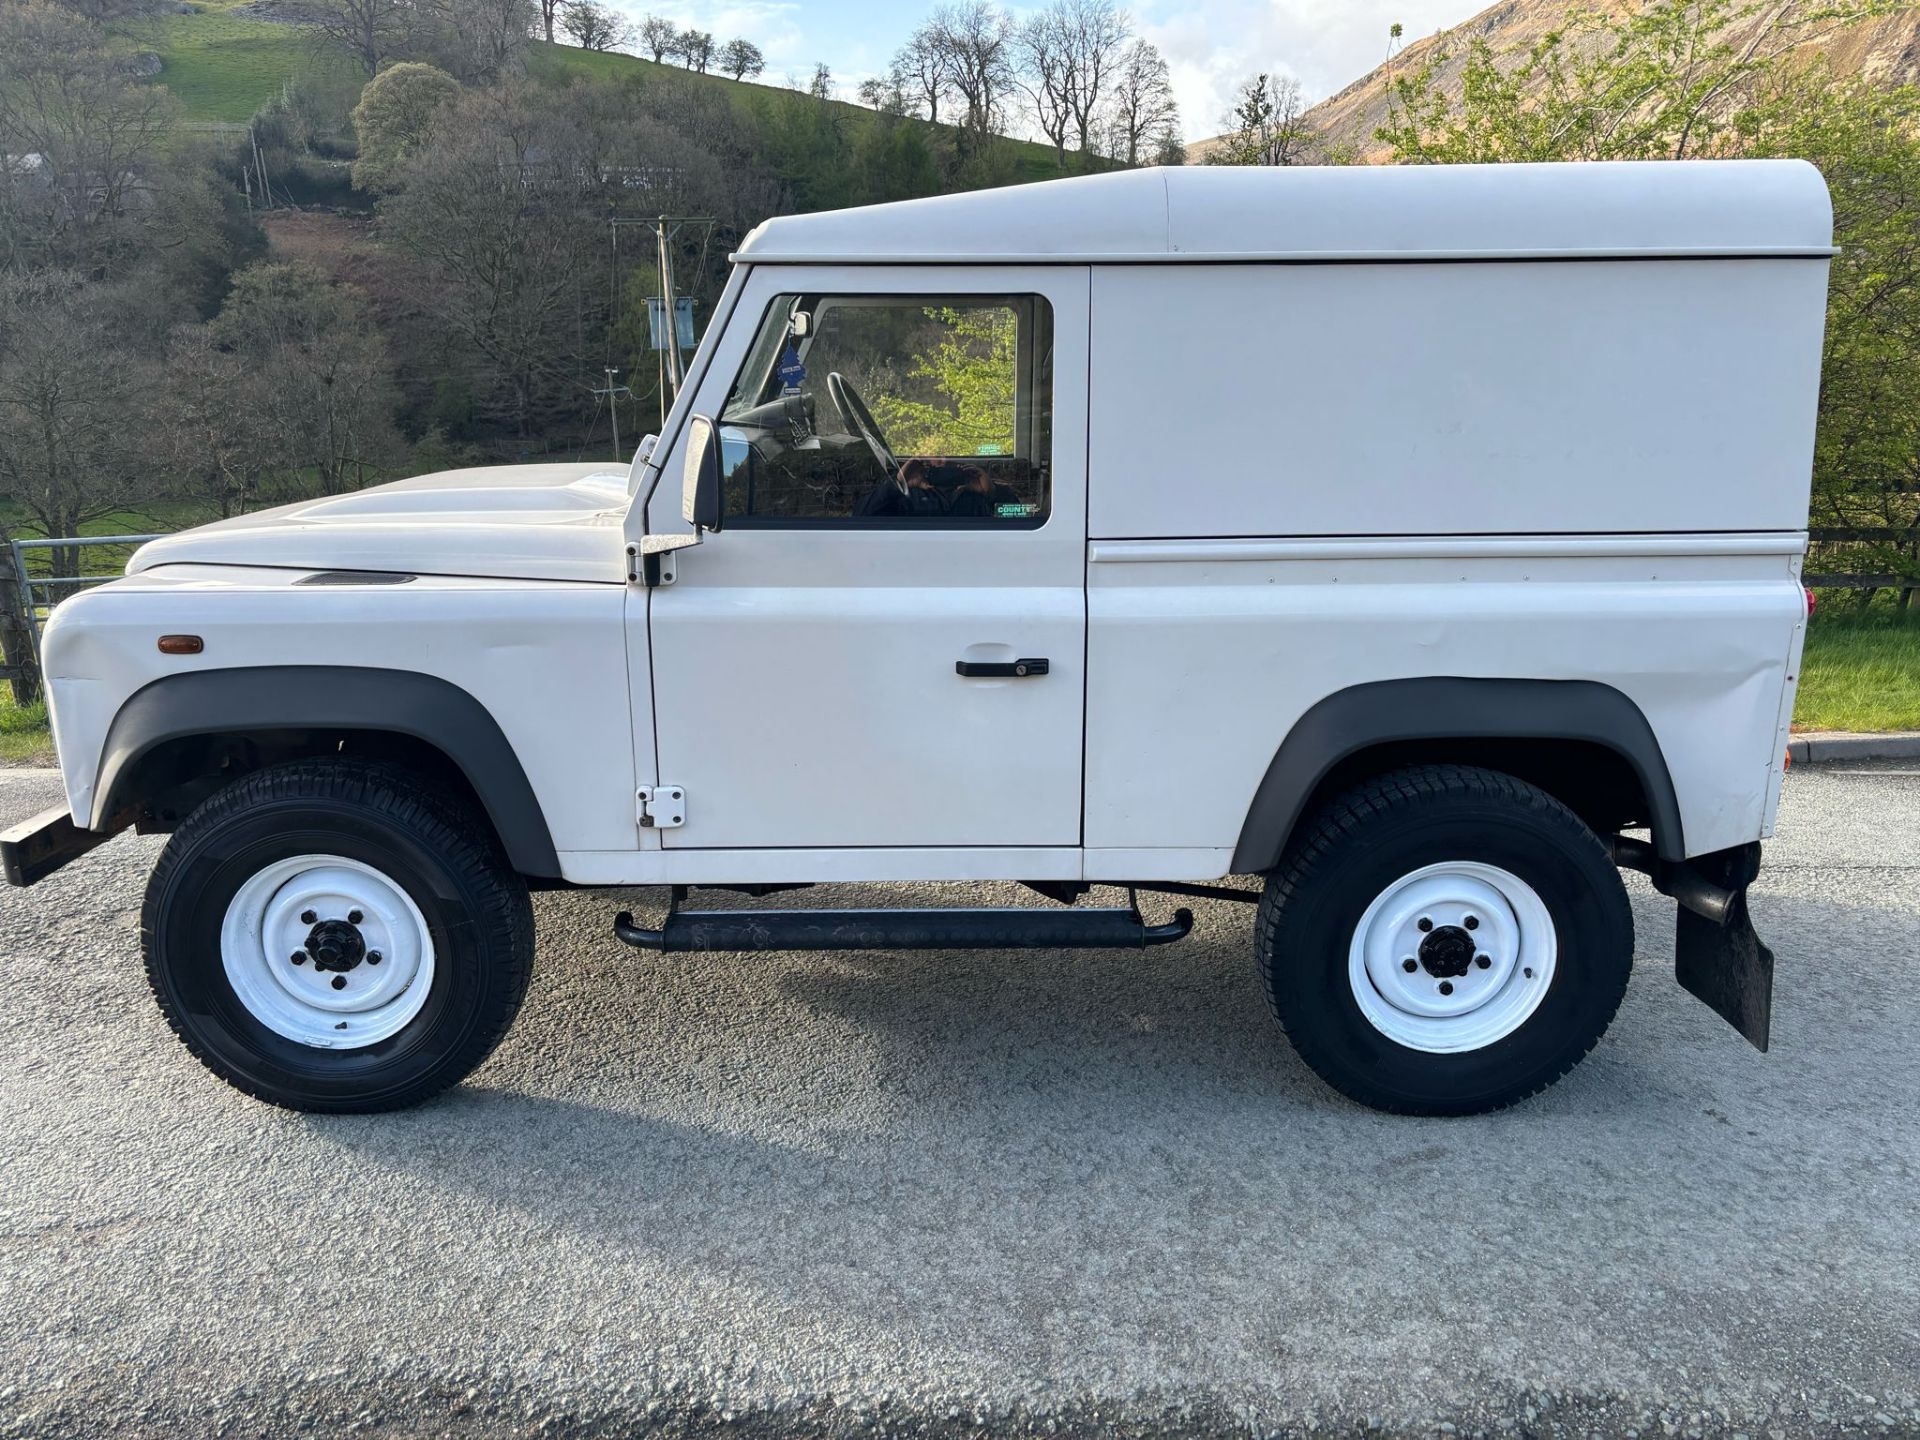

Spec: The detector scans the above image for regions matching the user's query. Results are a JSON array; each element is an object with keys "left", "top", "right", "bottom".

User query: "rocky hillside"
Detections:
[{"left": 1194, "top": 0, "right": 1920, "bottom": 161}]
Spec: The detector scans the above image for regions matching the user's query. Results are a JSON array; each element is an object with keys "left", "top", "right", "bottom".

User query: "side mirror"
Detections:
[{"left": 681, "top": 415, "right": 723, "bottom": 533}]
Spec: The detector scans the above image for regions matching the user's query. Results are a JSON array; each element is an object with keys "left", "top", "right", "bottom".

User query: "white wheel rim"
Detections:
[
  {"left": 220, "top": 854, "right": 436, "bottom": 1050},
  {"left": 1347, "top": 861, "right": 1557, "bottom": 1054}
]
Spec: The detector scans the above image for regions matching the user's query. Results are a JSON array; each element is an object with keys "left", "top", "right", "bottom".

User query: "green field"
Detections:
[
  {"left": 151, "top": 2, "right": 351, "bottom": 124},
  {"left": 146, "top": 5, "right": 1074, "bottom": 182},
  {"left": 1795, "top": 604, "right": 1920, "bottom": 732}
]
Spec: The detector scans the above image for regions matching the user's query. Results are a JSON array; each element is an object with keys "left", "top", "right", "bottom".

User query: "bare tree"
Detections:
[
  {"left": 157, "top": 325, "right": 273, "bottom": 520},
  {"left": 1059, "top": 0, "right": 1128, "bottom": 156},
  {"left": 284, "top": 0, "right": 401, "bottom": 77},
  {"left": 808, "top": 62, "right": 833, "bottom": 99},
  {"left": 892, "top": 23, "right": 952, "bottom": 124},
  {"left": 0, "top": 1, "right": 178, "bottom": 272},
  {"left": 930, "top": 1, "right": 1014, "bottom": 135},
  {"left": 208, "top": 263, "right": 403, "bottom": 496},
  {"left": 1017, "top": 9, "right": 1073, "bottom": 165},
  {"left": 678, "top": 28, "right": 715, "bottom": 72},
  {"left": 718, "top": 38, "right": 765, "bottom": 81},
  {"left": 637, "top": 13, "right": 677, "bottom": 62},
  {"left": 563, "top": 1, "right": 629, "bottom": 52},
  {"left": 1208, "top": 72, "right": 1312, "bottom": 166},
  {"left": 1018, "top": 0, "right": 1128, "bottom": 162},
  {"left": 1106, "top": 37, "right": 1176, "bottom": 165},
  {"left": 432, "top": 0, "right": 537, "bottom": 81},
  {"left": 0, "top": 274, "right": 155, "bottom": 571}
]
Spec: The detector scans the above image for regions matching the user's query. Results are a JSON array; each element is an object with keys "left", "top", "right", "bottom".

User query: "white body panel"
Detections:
[
  {"left": 1082, "top": 536, "right": 1806, "bottom": 861},
  {"left": 42, "top": 566, "right": 635, "bottom": 852},
  {"left": 126, "top": 464, "right": 633, "bottom": 584},
  {"left": 40, "top": 163, "right": 1830, "bottom": 889},
  {"left": 734, "top": 161, "right": 1833, "bottom": 264},
  {"left": 641, "top": 265, "right": 1092, "bottom": 851},
  {"left": 1087, "top": 260, "right": 1827, "bottom": 538}
]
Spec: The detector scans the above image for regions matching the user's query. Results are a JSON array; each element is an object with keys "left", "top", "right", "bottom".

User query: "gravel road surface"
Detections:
[{"left": 1, "top": 764, "right": 1916, "bottom": 1438}]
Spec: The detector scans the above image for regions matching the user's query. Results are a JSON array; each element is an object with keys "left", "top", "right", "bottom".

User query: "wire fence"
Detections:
[{"left": 2, "top": 535, "right": 163, "bottom": 695}]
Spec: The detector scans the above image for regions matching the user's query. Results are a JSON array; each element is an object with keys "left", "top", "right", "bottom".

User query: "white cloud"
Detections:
[{"left": 1136, "top": 0, "right": 1476, "bottom": 141}]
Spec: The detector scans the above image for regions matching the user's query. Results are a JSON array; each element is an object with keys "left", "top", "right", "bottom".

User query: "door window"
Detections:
[{"left": 717, "top": 294, "right": 1052, "bottom": 526}]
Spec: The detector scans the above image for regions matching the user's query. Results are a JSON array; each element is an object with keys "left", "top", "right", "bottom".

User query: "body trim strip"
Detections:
[{"left": 1088, "top": 533, "right": 1810, "bottom": 565}]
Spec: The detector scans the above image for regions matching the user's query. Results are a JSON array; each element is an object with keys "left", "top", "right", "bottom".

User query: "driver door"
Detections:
[{"left": 643, "top": 265, "right": 1090, "bottom": 852}]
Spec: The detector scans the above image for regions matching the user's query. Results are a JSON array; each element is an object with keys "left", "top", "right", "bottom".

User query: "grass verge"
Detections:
[
  {"left": 1796, "top": 603, "right": 1920, "bottom": 732},
  {"left": 0, "top": 690, "right": 54, "bottom": 767}
]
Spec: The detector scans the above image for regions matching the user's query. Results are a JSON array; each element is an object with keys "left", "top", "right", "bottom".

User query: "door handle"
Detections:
[{"left": 955, "top": 658, "right": 1050, "bottom": 678}]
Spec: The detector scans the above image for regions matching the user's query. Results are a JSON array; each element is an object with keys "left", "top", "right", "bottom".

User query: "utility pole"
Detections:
[
  {"left": 592, "top": 367, "right": 631, "bottom": 462},
  {"left": 608, "top": 213, "right": 714, "bottom": 413},
  {"left": 656, "top": 215, "right": 683, "bottom": 396}
]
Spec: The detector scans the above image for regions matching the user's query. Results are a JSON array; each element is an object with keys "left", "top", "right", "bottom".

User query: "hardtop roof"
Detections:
[{"left": 733, "top": 160, "right": 1833, "bottom": 265}]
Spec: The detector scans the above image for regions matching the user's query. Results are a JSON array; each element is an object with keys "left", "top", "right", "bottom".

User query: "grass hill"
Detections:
[{"left": 148, "top": 1, "right": 1073, "bottom": 184}]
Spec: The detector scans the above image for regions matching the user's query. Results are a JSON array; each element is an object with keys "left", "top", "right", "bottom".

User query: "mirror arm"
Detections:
[{"left": 629, "top": 532, "right": 702, "bottom": 588}]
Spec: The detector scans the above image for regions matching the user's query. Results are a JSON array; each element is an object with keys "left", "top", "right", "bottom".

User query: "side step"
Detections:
[{"left": 613, "top": 902, "right": 1193, "bottom": 953}]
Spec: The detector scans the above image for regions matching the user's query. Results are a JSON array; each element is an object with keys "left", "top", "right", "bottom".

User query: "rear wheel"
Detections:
[
  {"left": 143, "top": 760, "right": 534, "bottom": 1112},
  {"left": 1257, "top": 764, "right": 1633, "bottom": 1115}
]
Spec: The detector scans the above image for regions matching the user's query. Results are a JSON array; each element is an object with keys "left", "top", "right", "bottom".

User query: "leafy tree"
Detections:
[
  {"left": 719, "top": 38, "right": 765, "bottom": 81},
  {"left": 1374, "top": 0, "right": 1920, "bottom": 595},
  {"left": 350, "top": 63, "right": 461, "bottom": 192},
  {"left": 563, "top": 1, "right": 629, "bottom": 52},
  {"left": 678, "top": 28, "right": 715, "bottom": 72},
  {"left": 872, "top": 306, "right": 1016, "bottom": 456},
  {"left": 637, "top": 13, "right": 676, "bottom": 62}
]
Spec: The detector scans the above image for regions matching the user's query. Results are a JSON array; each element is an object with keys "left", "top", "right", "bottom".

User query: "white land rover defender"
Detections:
[{"left": 4, "top": 163, "right": 1828, "bottom": 1116}]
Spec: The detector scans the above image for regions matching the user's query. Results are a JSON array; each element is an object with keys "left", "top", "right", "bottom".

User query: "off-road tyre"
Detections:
[
  {"left": 1257, "top": 764, "right": 1633, "bottom": 1115},
  {"left": 143, "top": 760, "right": 534, "bottom": 1112}
]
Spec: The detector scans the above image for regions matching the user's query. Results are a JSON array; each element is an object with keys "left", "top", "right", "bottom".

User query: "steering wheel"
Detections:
[{"left": 827, "top": 372, "right": 898, "bottom": 481}]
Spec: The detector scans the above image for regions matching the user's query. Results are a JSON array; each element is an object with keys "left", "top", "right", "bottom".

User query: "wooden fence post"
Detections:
[{"left": 0, "top": 547, "right": 39, "bottom": 705}]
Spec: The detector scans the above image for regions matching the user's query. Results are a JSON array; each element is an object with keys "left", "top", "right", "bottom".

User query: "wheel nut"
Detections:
[
  {"left": 300, "top": 910, "right": 317, "bottom": 925},
  {"left": 1438, "top": 981, "right": 1455, "bottom": 996},
  {"left": 347, "top": 910, "right": 364, "bottom": 925},
  {"left": 330, "top": 975, "right": 347, "bottom": 991},
  {"left": 1401, "top": 957, "right": 1417, "bottom": 973},
  {"left": 291, "top": 951, "right": 306, "bottom": 965},
  {"left": 1475, "top": 954, "right": 1491, "bottom": 969},
  {"left": 367, "top": 951, "right": 382, "bottom": 965},
  {"left": 1463, "top": 915, "right": 1479, "bottom": 930},
  {"left": 1417, "top": 917, "right": 1433, "bottom": 932},
  {"left": 1523, "top": 966, "right": 1534, "bottom": 979}
]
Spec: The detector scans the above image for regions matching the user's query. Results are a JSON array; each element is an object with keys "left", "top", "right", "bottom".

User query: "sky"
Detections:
[{"left": 602, "top": 0, "right": 1482, "bottom": 142}]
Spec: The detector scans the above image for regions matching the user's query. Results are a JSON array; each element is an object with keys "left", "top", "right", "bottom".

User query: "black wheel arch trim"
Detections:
[
  {"left": 93, "top": 666, "right": 562, "bottom": 878},
  {"left": 1229, "top": 677, "right": 1686, "bottom": 874}
]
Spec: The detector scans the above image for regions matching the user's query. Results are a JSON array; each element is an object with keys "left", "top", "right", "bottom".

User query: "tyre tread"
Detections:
[
  {"left": 142, "top": 759, "right": 534, "bottom": 1113},
  {"left": 1255, "top": 763, "right": 1632, "bottom": 1115}
]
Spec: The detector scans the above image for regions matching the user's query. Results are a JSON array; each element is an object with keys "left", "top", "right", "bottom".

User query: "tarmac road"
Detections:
[{"left": 0, "top": 763, "right": 1916, "bottom": 1438}]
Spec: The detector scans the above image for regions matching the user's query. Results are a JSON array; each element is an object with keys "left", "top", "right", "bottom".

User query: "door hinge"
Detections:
[{"left": 637, "top": 785, "right": 686, "bottom": 828}]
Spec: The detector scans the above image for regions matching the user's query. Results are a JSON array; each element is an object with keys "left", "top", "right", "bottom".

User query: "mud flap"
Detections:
[{"left": 1675, "top": 888, "right": 1774, "bottom": 1052}]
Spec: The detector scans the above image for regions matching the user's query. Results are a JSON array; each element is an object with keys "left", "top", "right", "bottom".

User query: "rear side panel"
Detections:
[
  {"left": 1082, "top": 538, "right": 1807, "bottom": 867},
  {"left": 1088, "top": 260, "right": 1827, "bottom": 539}
]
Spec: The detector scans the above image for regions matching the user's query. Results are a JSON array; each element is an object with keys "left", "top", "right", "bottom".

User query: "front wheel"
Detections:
[
  {"left": 1257, "top": 765, "right": 1633, "bottom": 1115},
  {"left": 143, "top": 761, "right": 534, "bottom": 1112}
]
